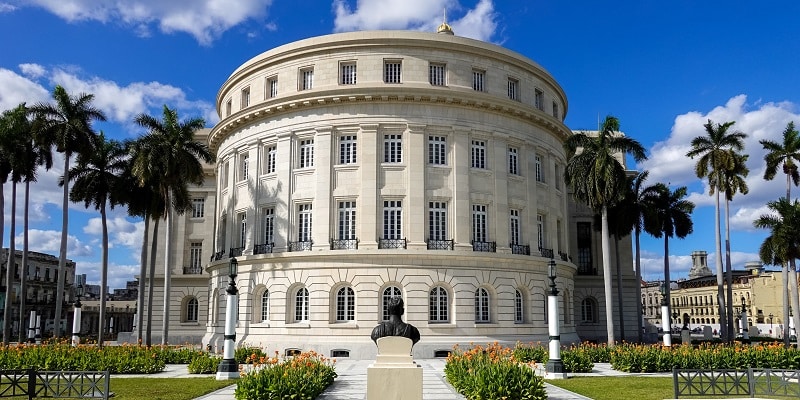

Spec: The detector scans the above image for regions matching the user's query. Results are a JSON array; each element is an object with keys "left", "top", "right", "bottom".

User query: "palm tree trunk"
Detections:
[
  {"left": 787, "top": 171, "right": 792, "bottom": 201},
  {"left": 601, "top": 206, "right": 615, "bottom": 345},
  {"left": 783, "top": 262, "right": 791, "bottom": 347},
  {"left": 724, "top": 198, "right": 734, "bottom": 342},
  {"left": 713, "top": 189, "right": 728, "bottom": 341},
  {"left": 614, "top": 238, "right": 625, "bottom": 341},
  {"left": 136, "top": 216, "right": 149, "bottom": 342},
  {"left": 790, "top": 260, "right": 800, "bottom": 349},
  {"left": 54, "top": 153, "right": 71, "bottom": 338},
  {"left": 0, "top": 181, "right": 6, "bottom": 343},
  {"left": 161, "top": 209, "right": 171, "bottom": 345},
  {"left": 635, "top": 230, "right": 643, "bottom": 342},
  {"left": 3, "top": 182, "right": 17, "bottom": 344},
  {"left": 98, "top": 203, "right": 108, "bottom": 347},
  {"left": 146, "top": 218, "right": 160, "bottom": 346},
  {"left": 664, "top": 235, "right": 671, "bottom": 333},
  {"left": 17, "top": 180, "right": 30, "bottom": 343}
]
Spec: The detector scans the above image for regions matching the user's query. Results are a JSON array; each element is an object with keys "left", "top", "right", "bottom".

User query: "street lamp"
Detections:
[
  {"left": 740, "top": 296, "right": 749, "bottom": 342},
  {"left": 217, "top": 257, "right": 240, "bottom": 380},
  {"left": 71, "top": 284, "right": 84, "bottom": 347},
  {"left": 545, "top": 258, "right": 566, "bottom": 379},
  {"left": 769, "top": 313, "right": 774, "bottom": 337},
  {"left": 660, "top": 282, "right": 671, "bottom": 346}
]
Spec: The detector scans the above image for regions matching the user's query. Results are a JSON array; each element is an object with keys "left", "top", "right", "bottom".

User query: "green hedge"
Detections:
[
  {"left": 235, "top": 351, "right": 336, "bottom": 400},
  {"left": 610, "top": 342, "right": 800, "bottom": 372},
  {"left": 445, "top": 343, "right": 546, "bottom": 400}
]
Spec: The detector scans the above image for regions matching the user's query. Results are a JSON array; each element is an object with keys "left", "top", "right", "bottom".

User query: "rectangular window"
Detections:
[
  {"left": 554, "top": 164, "right": 561, "bottom": 190},
  {"left": 507, "top": 78, "right": 519, "bottom": 101},
  {"left": 471, "top": 140, "right": 486, "bottom": 169},
  {"left": 190, "top": 242, "right": 203, "bottom": 270},
  {"left": 339, "top": 135, "right": 357, "bottom": 164},
  {"left": 265, "top": 145, "right": 276, "bottom": 174},
  {"left": 383, "top": 200, "right": 402, "bottom": 239},
  {"left": 552, "top": 101, "right": 559, "bottom": 119},
  {"left": 241, "top": 86, "right": 250, "bottom": 108},
  {"left": 298, "top": 204, "right": 313, "bottom": 242},
  {"left": 299, "top": 139, "right": 314, "bottom": 168},
  {"left": 428, "top": 201, "right": 447, "bottom": 241},
  {"left": 300, "top": 68, "right": 314, "bottom": 90},
  {"left": 383, "top": 134, "right": 402, "bottom": 163},
  {"left": 238, "top": 212, "right": 247, "bottom": 248},
  {"left": 267, "top": 76, "right": 278, "bottom": 98},
  {"left": 472, "top": 69, "right": 485, "bottom": 91},
  {"left": 577, "top": 222, "right": 593, "bottom": 271},
  {"left": 262, "top": 207, "right": 275, "bottom": 244},
  {"left": 472, "top": 204, "right": 487, "bottom": 242},
  {"left": 537, "top": 214, "right": 545, "bottom": 250},
  {"left": 535, "top": 154, "right": 544, "bottom": 182},
  {"left": 239, "top": 154, "right": 249, "bottom": 181},
  {"left": 535, "top": 88, "right": 544, "bottom": 111},
  {"left": 429, "top": 63, "right": 446, "bottom": 86},
  {"left": 338, "top": 201, "right": 356, "bottom": 240},
  {"left": 340, "top": 63, "right": 357, "bottom": 85},
  {"left": 191, "top": 198, "right": 205, "bottom": 218},
  {"left": 509, "top": 209, "right": 521, "bottom": 245},
  {"left": 384, "top": 60, "right": 401, "bottom": 83},
  {"left": 428, "top": 135, "right": 446, "bottom": 165},
  {"left": 221, "top": 160, "right": 230, "bottom": 188},
  {"left": 226, "top": 99, "right": 232, "bottom": 117},
  {"left": 508, "top": 147, "right": 519, "bottom": 175}
]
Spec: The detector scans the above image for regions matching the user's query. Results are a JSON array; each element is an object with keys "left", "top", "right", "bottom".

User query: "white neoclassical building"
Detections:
[{"left": 135, "top": 27, "right": 640, "bottom": 358}]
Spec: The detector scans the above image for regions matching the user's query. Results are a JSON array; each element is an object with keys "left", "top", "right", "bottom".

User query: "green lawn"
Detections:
[{"left": 1, "top": 378, "right": 233, "bottom": 400}]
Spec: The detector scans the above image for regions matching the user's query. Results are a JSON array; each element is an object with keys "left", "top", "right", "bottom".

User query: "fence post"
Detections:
[
  {"left": 672, "top": 367, "right": 679, "bottom": 399},
  {"left": 747, "top": 367, "right": 754, "bottom": 397},
  {"left": 26, "top": 369, "right": 35, "bottom": 400},
  {"left": 103, "top": 370, "right": 110, "bottom": 400}
]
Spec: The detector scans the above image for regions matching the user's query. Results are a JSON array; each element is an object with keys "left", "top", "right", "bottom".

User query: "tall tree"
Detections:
[
  {"left": 646, "top": 184, "right": 695, "bottom": 333},
  {"left": 66, "top": 132, "right": 127, "bottom": 346},
  {"left": 132, "top": 105, "right": 213, "bottom": 345},
  {"left": 564, "top": 115, "right": 647, "bottom": 345},
  {"left": 30, "top": 86, "right": 105, "bottom": 337},
  {"left": 686, "top": 119, "right": 746, "bottom": 342},
  {"left": 753, "top": 198, "right": 800, "bottom": 349}
]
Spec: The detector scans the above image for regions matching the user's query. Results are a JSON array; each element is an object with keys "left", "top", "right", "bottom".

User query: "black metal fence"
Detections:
[
  {"left": 378, "top": 238, "right": 407, "bottom": 249},
  {"left": 673, "top": 368, "right": 800, "bottom": 398},
  {"left": 0, "top": 369, "right": 111, "bottom": 399},
  {"left": 330, "top": 238, "right": 359, "bottom": 250},
  {"left": 253, "top": 243, "right": 274, "bottom": 255},
  {"left": 228, "top": 247, "right": 244, "bottom": 257},
  {"left": 471, "top": 241, "right": 496, "bottom": 252},
  {"left": 426, "top": 239, "right": 454, "bottom": 250},
  {"left": 510, "top": 244, "right": 530, "bottom": 255},
  {"left": 287, "top": 240, "right": 313, "bottom": 252}
]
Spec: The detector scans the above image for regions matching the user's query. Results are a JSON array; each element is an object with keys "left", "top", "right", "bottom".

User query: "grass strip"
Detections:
[{"left": 0, "top": 377, "right": 233, "bottom": 400}]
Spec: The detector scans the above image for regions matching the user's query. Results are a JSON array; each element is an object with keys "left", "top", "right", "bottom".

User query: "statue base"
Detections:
[{"left": 366, "top": 337, "right": 422, "bottom": 400}]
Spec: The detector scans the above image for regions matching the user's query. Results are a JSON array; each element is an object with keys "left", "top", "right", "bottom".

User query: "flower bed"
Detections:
[
  {"left": 0, "top": 341, "right": 167, "bottom": 373},
  {"left": 610, "top": 342, "right": 800, "bottom": 372},
  {"left": 445, "top": 343, "right": 546, "bottom": 400},
  {"left": 235, "top": 351, "right": 336, "bottom": 400}
]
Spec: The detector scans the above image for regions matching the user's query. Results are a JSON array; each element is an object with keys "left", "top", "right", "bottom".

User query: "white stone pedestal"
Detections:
[
  {"left": 681, "top": 329, "right": 691, "bottom": 345},
  {"left": 367, "top": 337, "right": 422, "bottom": 400}
]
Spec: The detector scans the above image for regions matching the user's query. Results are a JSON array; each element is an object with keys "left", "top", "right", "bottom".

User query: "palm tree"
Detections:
[
  {"left": 753, "top": 198, "right": 800, "bottom": 349},
  {"left": 132, "top": 105, "right": 213, "bottom": 345},
  {"left": 30, "top": 86, "right": 106, "bottom": 337},
  {"left": 66, "top": 132, "right": 127, "bottom": 346},
  {"left": 686, "top": 119, "right": 746, "bottom": 342},
  {"left": 646, "top": 184, "right": 695, "bottom": 334},
  {"left": 761, "top": 121, "right": 800, "bottom": 201},
  {"left": 565, "top": 115, "right": 647, "bottom": 345}
]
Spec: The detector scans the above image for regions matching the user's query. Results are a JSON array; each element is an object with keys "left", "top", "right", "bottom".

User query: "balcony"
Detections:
[
  {"left": 229, "top": 247, "right": 244, "bottom": 257},
  {"left": 576, "top": 265, "right": 598, "bottom": 275},
  {"left": 558, "top": 251, "right": 570, "bottom": 262},
  {"left": 288, "top": 240, "right": 313, "bottom": 252},
  {"left": 510, "top": 244, "right": 530, "bottom": 255},
  {"left": 253, "top": 243, "right": 274, "bottom": 255},
  {"left": 539, "top": 247, "right": 554, "bottom": 258},
  {"left": 183, "top": 266, "right": 203, "bottom": 275},
  {"left": 211, "top": 251, "right": 225, "bottom": 262},
  {"left": 426, "top": 239, "right": 454, "bottom": 250},
  {"left": 471, "top": 241, "right": 496, "bottom": 253},
  {"left": 331, "top": 238, "right": 359, "bottom": 250},
  {"left": 378, "top": 238, "right": 407, "bottom": 249}
]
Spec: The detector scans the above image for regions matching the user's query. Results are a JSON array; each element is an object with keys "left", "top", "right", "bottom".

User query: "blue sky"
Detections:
[{"left": 1, "top": 0, "right": 799, "bottom": 289}]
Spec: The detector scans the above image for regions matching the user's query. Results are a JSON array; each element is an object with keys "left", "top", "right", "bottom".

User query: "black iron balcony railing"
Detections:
[
  {"left": 331, "top": 238, "right": 359, "bottom": 250},
  {"left": 576, "top": 265, "right": 598, "bottom": 275},
  {"left": 253, "top": 243, "right": 274, "bottom": 255},
  {"left": 539, "top": 247, "right": 554, "bottom": 258},
  {"left": 426, "top": 239, "right": 454, "bottom": 250},
  {"left": 378, "top": 238, "right": 407, "bottom": 249},
  {"left": 183, "top": 265, "right": 203, "bottom": 275},
  {"left": 288, "top": 240, "right": 313, "bottom": 252},
  {"left": 211, "top": 251, "right": 226, "bottom": 262},
  {"left": 229, "top": 247, "right": 244, "bottom": 257},
  {"left": 559, "top": 251, "right": 570, "bottom": 262},
  {"left": 471, "top": 241, "right": 496, "bottom": 252},
  {"left": 510, "top": 243, "right": 530, "bottom": 255}
]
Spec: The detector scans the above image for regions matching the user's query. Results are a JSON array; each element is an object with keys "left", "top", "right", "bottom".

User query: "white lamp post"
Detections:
[
  {"left": 740, "top": 296, "right": 749, "bottom": 342},
  {"left": 545, "top": 258, "right": 566, "bottom": 379},
  {"left": 216, "top": 257, "right": 240, "bottom": 380},
  {"left": 660, "top": 282, "right": 671, "bottom": 346},
  {"left": 71, "top": 284, "right": 83, "bottom": 347},
  {"left": 27, "top": 310, "right": 36, "bottom": 343}
]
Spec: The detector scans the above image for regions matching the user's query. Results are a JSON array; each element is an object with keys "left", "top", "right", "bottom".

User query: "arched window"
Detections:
[
  {"left": 336, "top": 286, "right": 355, "bottom": 322},
  {"left": 514, "top": 289, "right": 524, "bottom": 323},
  {"left": 475, "top": 288, "right": 490, "bottom": 323},
  {"left": 580, "top": 298, "right": 597, "bottom": 323},
  {"left": 186, "top": 297, "right": 198, "bottom": 322},
  {"left": 382, "top": 286, "right": 402, "bottom": 321},
  {"left": 261, "top": 290, "right": 270, "bottom": 322},
  {"left": 295, "top": 287, "right": 309, "bottom": 322},
  {"left": 429, "top": 286, "right": 449, "bottom": 323}
]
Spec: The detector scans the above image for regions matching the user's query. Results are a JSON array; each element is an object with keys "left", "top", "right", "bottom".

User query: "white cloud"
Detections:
[
  {"left": 0, "top": 68, "right": 50, "bottom": 111},
  {"left": 19, "top": 63, "right": 46, "bottom": 78},
  {"left": 333, "top": 0, "right": 498, "bottom": 41},
  {"left": 17, "top": 229, "right": 93, "bottom": 257},
  {"left": 640, "top": 249, "right": 760, "bottom": 282},
  {"left": 0, "top": 3, "right": 15, "bottom": 13},
  {"left": 76, "top": 261, "right": 140, "bottom": 289},
  {"left": 83, "top": 216, "right": 144, "bottom": 249},
  {"left": 23, "top": 0, "right": 273, "bottom": 45}
]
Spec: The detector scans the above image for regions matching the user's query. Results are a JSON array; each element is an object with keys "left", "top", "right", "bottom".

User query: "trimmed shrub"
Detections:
[
  {"left": 235, "top": 351, "right": 336, "bottom": 400},
  {"left": 188, "top": 354, "right": 222, "bottom": 374},
  {"left": 445, "top": 343, "right": 546, "bottom": 400}
]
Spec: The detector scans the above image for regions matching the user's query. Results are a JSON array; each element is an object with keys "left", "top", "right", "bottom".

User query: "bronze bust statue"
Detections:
[{"left": 371, "top": 297, "right": 420, "bottom": 345}]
